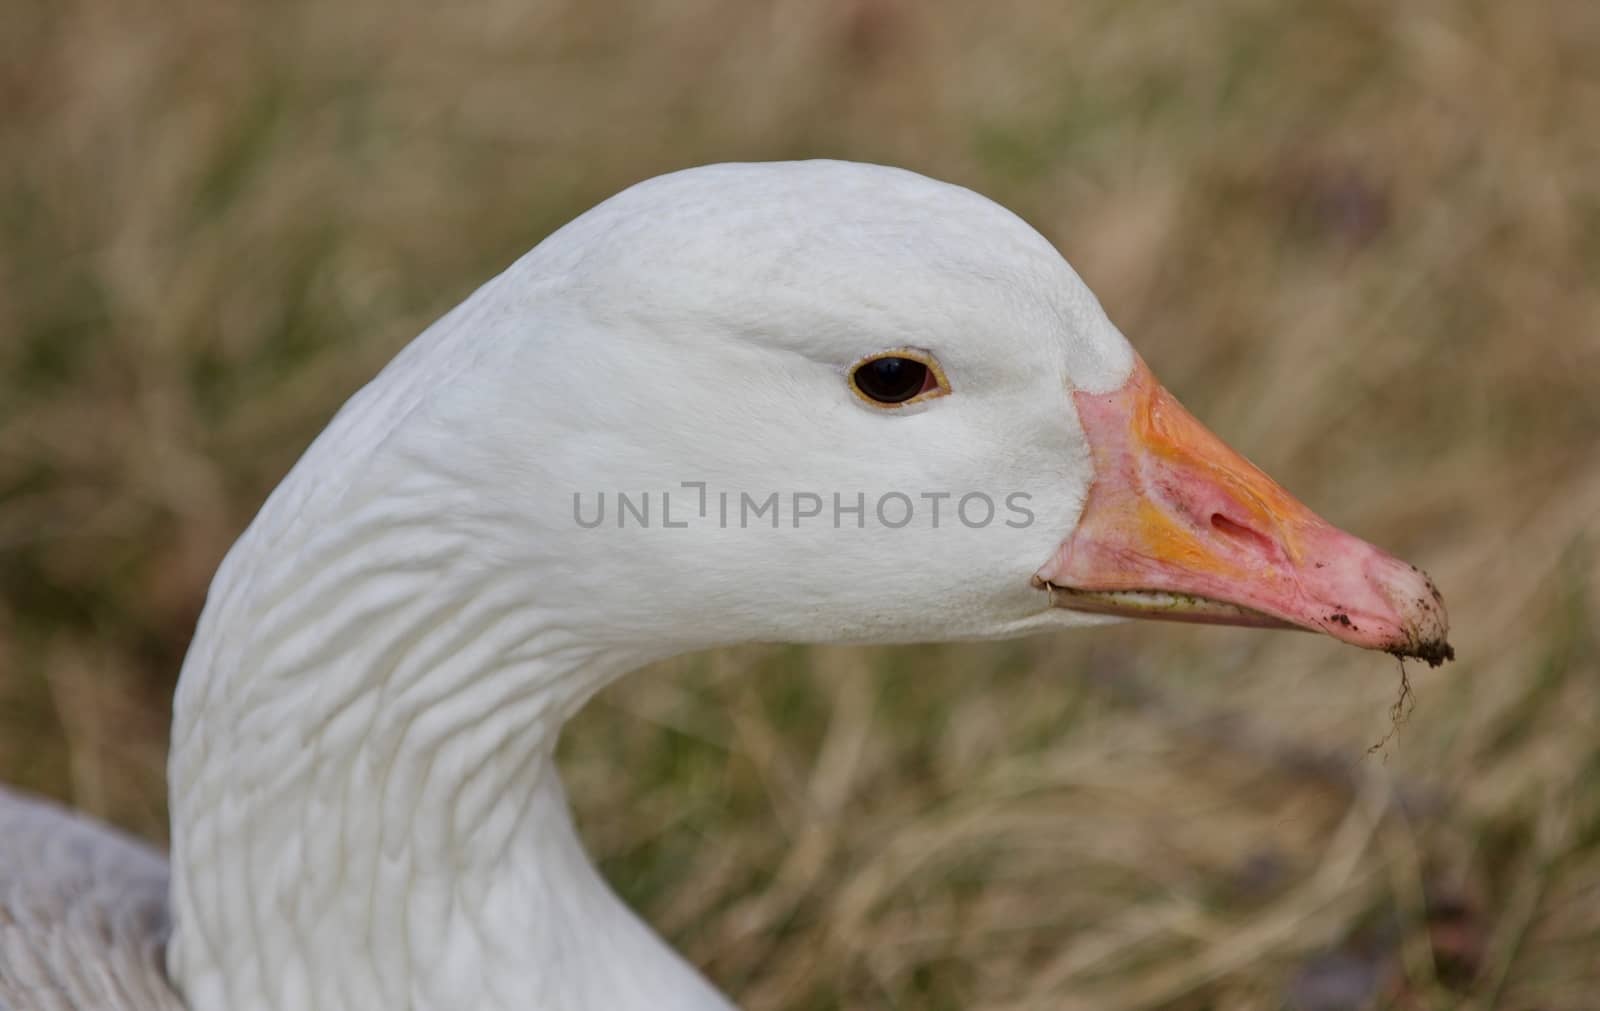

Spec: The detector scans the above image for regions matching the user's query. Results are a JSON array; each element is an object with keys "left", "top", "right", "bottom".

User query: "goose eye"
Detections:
[{"left": 849, "top": 351, "right": 947, "bottom": 407}]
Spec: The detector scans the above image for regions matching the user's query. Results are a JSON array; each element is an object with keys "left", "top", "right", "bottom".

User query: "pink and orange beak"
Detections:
[{"left": 1036, "top": 357, "right": 1453, "bottom": 666}]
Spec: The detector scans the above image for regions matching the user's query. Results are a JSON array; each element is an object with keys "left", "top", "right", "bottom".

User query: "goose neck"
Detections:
[{"left": 165, "top": 522, "right": 728, "bottom": 1010}]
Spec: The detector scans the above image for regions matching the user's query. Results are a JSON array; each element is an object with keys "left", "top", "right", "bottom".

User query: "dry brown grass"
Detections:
[{"left": 3, "top": 0, "right": 1598, "bottom": 1007}]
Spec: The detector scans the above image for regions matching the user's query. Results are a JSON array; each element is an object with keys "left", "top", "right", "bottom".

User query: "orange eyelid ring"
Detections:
[{"left": 846, "top": 348, "right": 951, "bottom": 408}]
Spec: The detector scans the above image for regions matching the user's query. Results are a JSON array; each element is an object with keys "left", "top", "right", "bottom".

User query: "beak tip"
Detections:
[{"left": 1355, "top": 553, "right": 1454, "bottom": 666}]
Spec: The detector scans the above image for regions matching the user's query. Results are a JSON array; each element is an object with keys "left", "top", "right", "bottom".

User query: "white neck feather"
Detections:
[
  {"left": 164, "top": 299, "right": 733, "bottom": 1010},
  {"left": 167, "top": 538, "right": 730, "bottom": 1010}
]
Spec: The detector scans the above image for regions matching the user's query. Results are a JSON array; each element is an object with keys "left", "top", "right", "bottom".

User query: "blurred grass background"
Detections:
[{"left": 2, "top": 0, "right": 1598, "bottom": 1007}]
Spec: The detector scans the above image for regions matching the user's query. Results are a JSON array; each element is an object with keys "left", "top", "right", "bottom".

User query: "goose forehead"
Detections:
[{"left": 538, "top": 161, "right": 1133, "bottom": 389}]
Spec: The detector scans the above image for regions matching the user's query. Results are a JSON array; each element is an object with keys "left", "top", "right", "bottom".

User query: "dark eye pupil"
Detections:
[{"left": 855, "top": 357, "right": 929, "bottom": 404}]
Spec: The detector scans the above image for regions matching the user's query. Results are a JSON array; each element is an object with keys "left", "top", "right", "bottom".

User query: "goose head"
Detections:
[
  {"left": 167, "top": 160, "right": 1451, "bottom": 1011},
  {"left": 403, "top": 160, "right": 1450, "bottom": 661}
]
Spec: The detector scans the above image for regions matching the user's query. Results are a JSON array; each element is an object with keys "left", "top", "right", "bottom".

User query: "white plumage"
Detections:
[{"left": 0, "top": 160, "right": 1448, "bottom": 1011}]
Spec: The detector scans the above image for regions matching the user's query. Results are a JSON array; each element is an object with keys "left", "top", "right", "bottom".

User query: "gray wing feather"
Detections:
[{"left": 0, "top": 787, "right": 185, "bottom": 1010}]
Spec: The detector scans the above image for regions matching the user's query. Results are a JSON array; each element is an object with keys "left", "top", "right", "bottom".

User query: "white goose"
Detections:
[{"left": 0, "top": 160, "right": 1451, "bottom": 1011}]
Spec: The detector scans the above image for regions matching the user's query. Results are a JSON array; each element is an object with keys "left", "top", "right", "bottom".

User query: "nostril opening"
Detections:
[{"left": 1211, "top": 512, "right": 1276, "bottom": 554}]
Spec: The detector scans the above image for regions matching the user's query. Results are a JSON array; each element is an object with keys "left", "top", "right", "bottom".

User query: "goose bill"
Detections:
[{"left": 1036, "top": 358, "right": 1454, "bottom": 666}]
